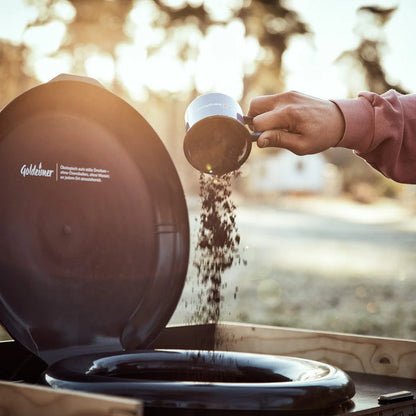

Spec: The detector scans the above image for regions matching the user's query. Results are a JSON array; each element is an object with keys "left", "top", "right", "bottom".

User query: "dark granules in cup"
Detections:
[{"left": 190, "top": 171, "right": 245, "bottom": 326}]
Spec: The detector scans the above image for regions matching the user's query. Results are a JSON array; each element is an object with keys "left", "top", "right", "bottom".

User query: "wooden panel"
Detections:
[
  {"left": 215, "top": 322, "right": 416, "bottom": 379},
  {"left": 0, "top": 380, "right": 142, "bottom": 416}
]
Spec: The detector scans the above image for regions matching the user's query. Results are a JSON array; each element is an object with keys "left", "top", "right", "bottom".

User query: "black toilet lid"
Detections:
[{"left": 0, "top": 75, "right": 189, "bottom": 363}]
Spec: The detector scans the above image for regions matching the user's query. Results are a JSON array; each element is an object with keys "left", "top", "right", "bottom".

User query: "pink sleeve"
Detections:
[{"left": 332, "top": 90, "right": 416, "bottom": 184}]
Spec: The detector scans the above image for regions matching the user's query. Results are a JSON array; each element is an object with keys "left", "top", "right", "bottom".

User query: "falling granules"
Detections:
[{"left": 189, "top": 171, "right": 246, "bottom": 327}]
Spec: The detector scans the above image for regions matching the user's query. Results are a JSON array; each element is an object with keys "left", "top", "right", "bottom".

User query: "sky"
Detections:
[{"left": 1, "top": 0, "right": 416, "bottom": 101}]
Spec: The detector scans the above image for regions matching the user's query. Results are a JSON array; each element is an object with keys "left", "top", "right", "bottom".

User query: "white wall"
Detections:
[{"left": 246, "top": 151, "right": 326, "bottom": 194}]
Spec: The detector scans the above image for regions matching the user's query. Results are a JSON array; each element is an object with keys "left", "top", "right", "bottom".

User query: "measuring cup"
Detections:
[{"left": 183, "top": 93, "right": 259, "bottom": 176}]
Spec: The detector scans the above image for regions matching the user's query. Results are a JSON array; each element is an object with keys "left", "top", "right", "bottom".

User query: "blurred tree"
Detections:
[
  {"left": 149, "top": 0, "right": 309, "bottom": 103},
  {"left": 0, "top": 0, "right": 308, "bottom": 122},
  {"left": 2, "top": 0, "right": 308, "bottom": 101},
  {"left": 337, "top": 5, "right": 408, "bottom": 96},
  {"left": 63, "top": 0, "right": 133, "bottom": 90},
  {"left": 24, "top": 0, "right": 134, "bottom": 93},
  {"left": 0, "top": 42, "right": 36, "bottom": 108},
  {"left": 238, "top": 1, "right": 308, "bottom": 99}
]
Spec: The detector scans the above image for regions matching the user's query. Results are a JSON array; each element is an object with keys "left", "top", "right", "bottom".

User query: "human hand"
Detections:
[{"left": 247, "top": 91, "right": 345, "bottom": 155}]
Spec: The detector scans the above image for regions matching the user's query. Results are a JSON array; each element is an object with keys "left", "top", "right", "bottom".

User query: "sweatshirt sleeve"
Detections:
[{"left": 331, "top": 90, "right": 416, "bottom": 184}]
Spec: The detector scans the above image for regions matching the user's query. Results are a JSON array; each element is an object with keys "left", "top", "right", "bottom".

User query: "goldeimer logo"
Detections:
[{"left": 20, "top": 163, "right": 54, "bottom": 178}]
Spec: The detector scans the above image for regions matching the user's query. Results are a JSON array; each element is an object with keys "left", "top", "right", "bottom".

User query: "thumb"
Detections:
[{"left": 257, "top": 129, "right": 303, "bottom": 153}]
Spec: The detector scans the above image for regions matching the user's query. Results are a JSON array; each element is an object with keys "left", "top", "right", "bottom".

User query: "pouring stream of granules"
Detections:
[{"left": 189, "top": 171, "right": 246, "bottom": 330}]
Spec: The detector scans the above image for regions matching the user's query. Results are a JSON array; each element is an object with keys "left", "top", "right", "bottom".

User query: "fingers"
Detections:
[
  {"left": 252, "top": 107, "right": 296, "bottom": 133},
  {"left": 248, "top": 93, "right": 303, "bottom": 134},
  {"left": 247, "top": 91, "right": 303, "bottom": 117},
  {"left": 247, "top": 94, "right": 277, "bottom": 117},
  {"left": 248, "top": 95, "right": 304, "bottom": 153},
  {"left": 257, "top": 129, "right": 308, "bottom": 156}
]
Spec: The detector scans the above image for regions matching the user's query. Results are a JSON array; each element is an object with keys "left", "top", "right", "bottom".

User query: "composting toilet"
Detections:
[{"left": 0, "top": 74, "right": 355, "bottom": 415}]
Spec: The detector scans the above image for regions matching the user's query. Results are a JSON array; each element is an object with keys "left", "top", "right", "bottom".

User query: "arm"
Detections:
[
  {"left": 332, "top": 90, "right": 416, "bottom": 184},
  {"left": 248, "top": 90, "right": 416, "bottom": 184}
]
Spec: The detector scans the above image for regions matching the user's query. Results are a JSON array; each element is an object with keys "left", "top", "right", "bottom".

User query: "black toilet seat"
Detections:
[{"left": 45, "top": 349, "right": 355, "bottom": 413}]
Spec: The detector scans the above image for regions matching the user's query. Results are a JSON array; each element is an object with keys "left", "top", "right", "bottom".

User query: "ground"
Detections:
[{"left": 171, "top": 195, "right": 416, "bottom": 340}]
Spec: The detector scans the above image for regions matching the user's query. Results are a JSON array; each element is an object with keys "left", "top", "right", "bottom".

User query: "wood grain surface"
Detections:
[
  {"left": 0, "top": 380, "right": 142, "bottom": 416},
  {"left": 215, "top": 322, "right": 416, "bottom": 379}
]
